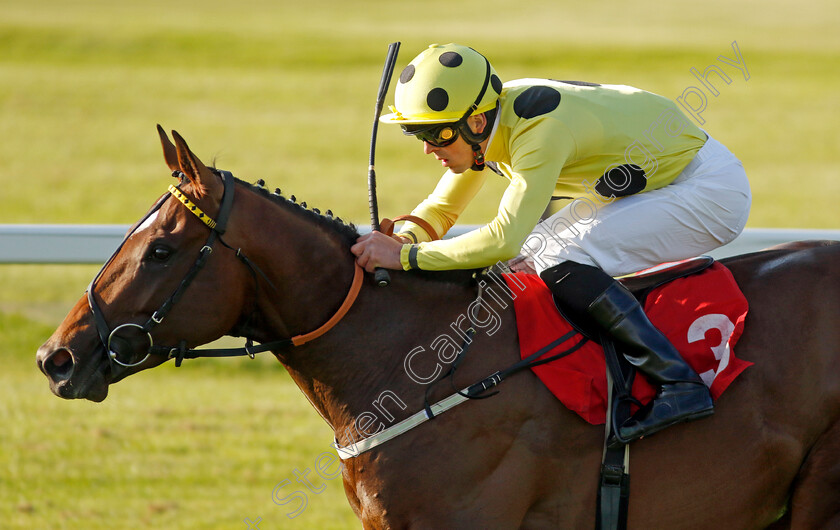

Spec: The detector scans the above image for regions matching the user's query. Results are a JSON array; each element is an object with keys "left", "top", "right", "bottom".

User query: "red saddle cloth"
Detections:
[{"left": 502, "top": 262, "right": 751, "bottom": 425}]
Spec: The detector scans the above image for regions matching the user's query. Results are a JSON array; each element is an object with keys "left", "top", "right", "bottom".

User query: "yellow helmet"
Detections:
[{"left": 380, "top": 43, "right": 503, "bottom": 126}]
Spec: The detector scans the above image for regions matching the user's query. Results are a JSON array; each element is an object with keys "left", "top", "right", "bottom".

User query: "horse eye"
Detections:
[{"left": 149, "top": 245, "right": 172, "bottom": 262}]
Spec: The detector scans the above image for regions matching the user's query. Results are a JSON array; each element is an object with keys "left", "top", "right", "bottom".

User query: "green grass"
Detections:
[
  {"left": 0, "top": 265, "right": 357, "bottom": 528},
  {"left": 1, "top": 0, "right": 839, "bottom": 528},
  {"left": 2, "top": 310, "right": 359, "bottom": 529},
  {"left": 1, "top": 0, "right": 838, "bottom": 227}
]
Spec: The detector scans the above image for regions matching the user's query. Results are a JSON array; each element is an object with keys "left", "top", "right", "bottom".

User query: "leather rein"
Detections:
[{"left": 86, "top": 170, "right": 363, "bottom": 371}]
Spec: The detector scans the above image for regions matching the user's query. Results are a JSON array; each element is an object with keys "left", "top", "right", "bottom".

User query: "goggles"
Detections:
[{"left": 401, "top": 123, "right": 460, "bottom": 148}]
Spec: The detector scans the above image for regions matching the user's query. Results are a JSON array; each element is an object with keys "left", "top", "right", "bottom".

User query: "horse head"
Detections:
[{"left": 36, "top": 127, "right": 269, "bottom": 401}]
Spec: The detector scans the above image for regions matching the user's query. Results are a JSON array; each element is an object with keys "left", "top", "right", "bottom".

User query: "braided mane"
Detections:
[
  {"left": 232, "top": 175, "right": 360, "bottom": 248},
  {"left": 229, "top": 174, "right": 484, "bottom": 285}
]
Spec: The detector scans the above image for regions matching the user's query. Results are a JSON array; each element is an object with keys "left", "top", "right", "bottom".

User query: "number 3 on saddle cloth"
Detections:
[{"left": 501, "top": 260, "right": 752, "bottom": 425}]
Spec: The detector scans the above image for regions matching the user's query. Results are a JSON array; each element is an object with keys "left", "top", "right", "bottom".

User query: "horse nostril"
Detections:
[{"left": 42, "top": 349, "right": 75, "bottom": 382}]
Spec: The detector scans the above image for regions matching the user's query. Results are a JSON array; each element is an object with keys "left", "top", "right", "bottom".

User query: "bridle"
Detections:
[{"left": 86, "top": 170, "right": 363, "bottom": 372}]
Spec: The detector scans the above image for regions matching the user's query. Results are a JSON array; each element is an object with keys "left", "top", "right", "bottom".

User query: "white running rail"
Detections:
[{"left": 0, "top": 225, "right": 837, "bottom": 264}]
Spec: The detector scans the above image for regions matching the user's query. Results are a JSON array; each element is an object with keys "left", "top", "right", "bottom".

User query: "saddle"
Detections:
[
  {"left": 555, "top": 255, "right": 716, "bottom": 344},
  {"left": 496, "top": 256, "right": 747, "bottom": 530},
  {"left": 620, "top": 255, "right": 716, "bottom": 302}
]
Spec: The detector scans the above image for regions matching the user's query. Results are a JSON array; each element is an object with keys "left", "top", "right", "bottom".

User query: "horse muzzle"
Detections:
[{"left": 36, "top": 344, "right": 110, "bottom": 402}]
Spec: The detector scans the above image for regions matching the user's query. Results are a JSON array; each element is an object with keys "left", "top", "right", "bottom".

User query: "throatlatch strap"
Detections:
[{"left": 146, "top": 172, "right": 362, "bottom": 362}]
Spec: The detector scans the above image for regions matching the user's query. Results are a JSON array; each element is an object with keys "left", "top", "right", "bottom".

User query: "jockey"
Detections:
[{"left": 351, "top": 43, "right": 751, "bottom": 444}]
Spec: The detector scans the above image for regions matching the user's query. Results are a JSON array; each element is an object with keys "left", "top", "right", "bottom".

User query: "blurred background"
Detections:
[{"left": 2, "top": 0, "right": 837, "bottom": 528}]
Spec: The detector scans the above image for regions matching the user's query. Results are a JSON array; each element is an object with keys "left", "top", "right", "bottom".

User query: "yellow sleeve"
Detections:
[
  {"left": 401, "top": 116, "right": 577, "bottom": 270},
  {"left": 397, "top": 168, "right": 489, "bottom": 243}
]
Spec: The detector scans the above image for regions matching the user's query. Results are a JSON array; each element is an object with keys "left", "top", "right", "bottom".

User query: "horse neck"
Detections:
[
  {"left": 231, "top": 184, "right": 360, "bottom": 340},
  {"left": 230, "top": 184, "right": 491, "bottom": 438}
]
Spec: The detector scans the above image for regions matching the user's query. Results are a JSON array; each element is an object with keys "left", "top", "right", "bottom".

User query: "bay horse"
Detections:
[{"left": 37, "top": 128, "right": 840, "bottom": 529}]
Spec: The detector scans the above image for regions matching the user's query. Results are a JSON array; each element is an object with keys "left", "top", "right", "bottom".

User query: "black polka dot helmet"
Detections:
[{"left": 380, "top": 43, "right": 503, "bottom": 126}]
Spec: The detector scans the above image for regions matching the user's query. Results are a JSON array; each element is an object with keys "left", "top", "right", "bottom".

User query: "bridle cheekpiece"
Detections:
[{"left": 86, "top": 170, "right": 363, "bottom": 373}]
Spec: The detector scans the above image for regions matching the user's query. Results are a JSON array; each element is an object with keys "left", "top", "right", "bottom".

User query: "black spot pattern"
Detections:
[
  {"left": 491, "top": 74, "right": 503, "bottom": 94},
  {"left": 594, "top": 164, "right": 647, "bottom": 197},
  {"left": 439, "top": 52, "right": 463, "bottom": 67},
  {"left": 427, "top": 87, "right": 449, "bottom": 111},
  {"left": 512, "top": 86, "right": 561, "bottom": 119},
  {"left": 400, "top": 64, "right": 415, "bottom": 84}
]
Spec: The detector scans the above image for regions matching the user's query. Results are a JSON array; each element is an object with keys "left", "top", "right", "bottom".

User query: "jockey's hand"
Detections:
[{"left": 351, "top": 231, "right": 405, "bottom": 273}]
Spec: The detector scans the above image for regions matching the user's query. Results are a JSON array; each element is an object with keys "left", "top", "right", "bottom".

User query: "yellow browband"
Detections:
[{"left": 168, "top": 185, "right": 218, "bottom": 230}]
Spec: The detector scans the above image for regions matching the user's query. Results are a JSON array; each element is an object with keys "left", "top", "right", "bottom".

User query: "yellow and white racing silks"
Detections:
[{"left": 398, "top": 79, "right": 707, "bottom": 271}]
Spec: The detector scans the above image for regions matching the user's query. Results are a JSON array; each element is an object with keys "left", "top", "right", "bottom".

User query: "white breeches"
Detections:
[{"left": 521, "top": 134, "right": 752, "bottom": 277}]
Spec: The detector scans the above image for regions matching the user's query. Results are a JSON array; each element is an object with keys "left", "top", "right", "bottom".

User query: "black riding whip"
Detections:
[{"left": 368, "top": 41, "right": 400, "bottom": 287}]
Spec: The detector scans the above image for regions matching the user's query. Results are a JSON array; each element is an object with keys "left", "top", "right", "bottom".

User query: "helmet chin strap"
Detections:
[
  {"left": 470, "top": 143, "right": 486, "bottom": 171},
  {"left": 460, "top": 101, "right": 498, "bottom": 172},
  {"left": 453, "top": 58, "right": 493, "bottom": 172}
]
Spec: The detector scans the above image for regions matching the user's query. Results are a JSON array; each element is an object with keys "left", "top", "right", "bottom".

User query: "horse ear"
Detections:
[
  {"left": 170, "top": 130, "right": 220, "bottom": 200},
  {"left": 157, "top": 124, "right": 180, "bottom": 173}
]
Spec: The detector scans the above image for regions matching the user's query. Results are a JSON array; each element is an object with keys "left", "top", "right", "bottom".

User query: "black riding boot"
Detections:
[{"left": 540, "top": 262, "right": 714, "bottom": 444}]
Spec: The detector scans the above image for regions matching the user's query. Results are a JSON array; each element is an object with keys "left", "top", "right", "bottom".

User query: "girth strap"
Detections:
[
  {"left": 335, "top": 327, "right": 590, "bottom": 459},
  {"left": 597, "top": 335, "right": 633, "bottom": 530}
]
